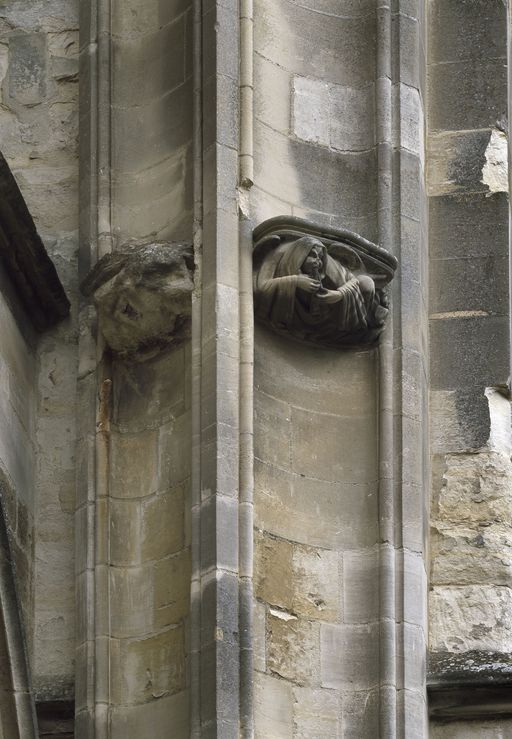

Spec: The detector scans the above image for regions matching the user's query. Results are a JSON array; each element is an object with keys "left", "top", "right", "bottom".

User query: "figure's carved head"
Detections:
[{"left": 297, "top": 238, "right": 327, "bottom": 279}]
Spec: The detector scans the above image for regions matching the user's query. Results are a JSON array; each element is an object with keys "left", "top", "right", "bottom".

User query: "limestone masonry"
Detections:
[{"left": 0, "top": 0, "right": 510, "bottom": 737}]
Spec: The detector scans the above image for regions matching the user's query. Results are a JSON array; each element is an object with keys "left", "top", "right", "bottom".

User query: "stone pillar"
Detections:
[
  {"left": 248, "top": 1, "right": 428, "bottom": 737},
  {"left": 190, "top": 1, "right": 244, "bottom": 735},
  {"left": 78, "top": 1, "right": 429, "bottom": 737},
  {"left": 77, "top": 1, "right": 194, "bottom": 736}
]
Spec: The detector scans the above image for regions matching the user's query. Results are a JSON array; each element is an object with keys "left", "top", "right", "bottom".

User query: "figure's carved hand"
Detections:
[
  {"left": 297, "top": 275, "right": 321, "bottom": 294},
  {"left": 314, "top": 289, "right": 342, "bottom": 304}
]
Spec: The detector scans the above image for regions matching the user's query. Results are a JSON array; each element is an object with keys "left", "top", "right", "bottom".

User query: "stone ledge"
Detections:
[
  {"left": 0, "top": 153, "right": 70, "bottom": 331},
  {"left": 428, "top": 651, "right": 512, "bottom": 721}
]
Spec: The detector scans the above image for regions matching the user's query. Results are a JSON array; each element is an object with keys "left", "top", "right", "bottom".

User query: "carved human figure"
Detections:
[{"left": 254, "top": 235, "right": 388, "bottom": 346}]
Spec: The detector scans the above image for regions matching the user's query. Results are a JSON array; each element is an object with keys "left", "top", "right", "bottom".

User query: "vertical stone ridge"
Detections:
[
  {"left": 77, "top": 0, "right": 113, "bottom": 734},
  {"left": 193, "top": 1, "right": 242, "bottom": 736},
  {"left": 190, "top": 0, "right": 204, "bottom": 733},
  {"left": 376, "top": 0, "right": 429, "bottom": 735},
  {"left": 239, "top": 215, "right": 255, "bottom": 738}
]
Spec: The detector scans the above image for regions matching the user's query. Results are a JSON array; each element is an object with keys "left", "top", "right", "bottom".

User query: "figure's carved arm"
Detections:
[{"left": 255, "top": 274, "right": 299, "bottom": 295}]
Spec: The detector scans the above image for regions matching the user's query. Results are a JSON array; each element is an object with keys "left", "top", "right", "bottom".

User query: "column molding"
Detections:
[{"left": 377, "top": 0, "right": 429, "bottom": 735}]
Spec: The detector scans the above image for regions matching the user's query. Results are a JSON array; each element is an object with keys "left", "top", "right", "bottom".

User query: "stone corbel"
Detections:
[
  {"left": 253, "top": 216, "right": 398, "bottom": 348},
  {"left": 81, "top": 241, "right": 194, "bottom": 361}
]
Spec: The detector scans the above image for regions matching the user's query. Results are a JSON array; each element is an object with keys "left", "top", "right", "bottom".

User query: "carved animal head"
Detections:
[{"left": 81, "top": 241, "right": 194, "bottom": 360}]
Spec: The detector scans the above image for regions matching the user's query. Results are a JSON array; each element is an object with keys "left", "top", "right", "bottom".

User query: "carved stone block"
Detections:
[
  {"left": 81, "top": 241, "right": 194, "bottom": 360},
  {"left": 253, "top": 216, "right": 397, "bottom": 348}
]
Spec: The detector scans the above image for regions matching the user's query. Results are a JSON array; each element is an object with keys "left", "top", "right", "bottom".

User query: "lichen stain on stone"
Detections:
[{"left": 481, "top": 128, "right": 508, "bottom": 195}]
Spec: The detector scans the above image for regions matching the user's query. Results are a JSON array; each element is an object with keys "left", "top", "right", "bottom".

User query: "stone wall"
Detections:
[
  {"left": 427, "top": 0, "right": 511, "bottom": 731},
  {"left": 0, "top": 0, "right": 79, "bottom": 711},
  {"left": 252, "top": 0, "right": 378, "bottom": 239},
  {"left": 253, "top": 329, "right": 379, "bottom": 736},
  {"left": 77, "top": 0, "right": 195, "bottom": 732},
  {"left": 250, "top": 0, "right": 428, "bottom": 734},
  {"left": 107, "top": 345, "right": 191, "bottom": 736},
  {"left": 109, "top": 0, "right": 194, "bottom": 244}
]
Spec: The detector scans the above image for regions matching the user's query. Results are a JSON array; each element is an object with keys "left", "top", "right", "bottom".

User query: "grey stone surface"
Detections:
[
  {"left": 430, "top": 315, "right": 509, "bottom": 391},
  {"left": 7, "top": 33, "right": 47, "bottom": 106},
  {"left": 320, "top": 623, "right": 379, "bottom": 690},
  {"left": 429, "top": 193, "right": 508, "bottom": 261},
  {"left": 428, "top": 3, "right": 510, "bottom": 721},
  {"left": 256, "top": 0, "right": 376, "bottom": 87},
  {"left": 292, "top": 685, "right": 341, "bottom": 738},
  {"left": 254, "top": 459, "right": 378, "bottom": 551},
  {"left": 429, "top": 0, "right": 506, "bottom": 64},
  {"left": 429, "top": 60, "right": 507, "bottom": 133},
  {"left": 343, "top": 547, "right": 379, "bottom": 624},
  {"left": 341, "top": 688, "right": 379, "bottom": 739}
]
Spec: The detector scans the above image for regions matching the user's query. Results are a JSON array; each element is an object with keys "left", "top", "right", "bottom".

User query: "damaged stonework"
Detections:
[
  {"left": 428, "top": 127, "right": 508, "bottom": 197},
  {"left": 430, "top": 387, "right": 512, "bottom": 656},
  {"left": 81, "top": 241, "right": 194, "bottom": 360},
  {"left": 481, "top": 128, "right": 508, "bottom": 194}
]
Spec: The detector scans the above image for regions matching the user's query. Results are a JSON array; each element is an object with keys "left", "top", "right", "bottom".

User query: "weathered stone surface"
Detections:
[
  {"left": 431, "top": 449, "right": 512, "bottom": 587},
  {"left": 291, "top": 407, "right": 377, "bottom": 484},
  {"left": 429, "top": 192, "right": 508, "bottom": 262},
  {"left": 256, "top": 0, "right": 376, "bottom": 87},
  {"left": 141, "top": 488, "right": 185, "bottom": 562},
  {"left": 267, "top": 611, "right": 320, "bottom": 685},
  {"left": 430, "top": 314, "right": 509, "bottom": 391},
  {"left": 292, "top": 76, "right": 330, "bottom": 148},
  {"left": 254, "top": 672, "right": 293, "bottom": 739},
  {"left": 341, "top": 688, "right": 379, "bottom": 739},
  {"left": 320, "top": 623, "right": 379, "bottom": 690},
  {"left": 110, "top": 431, "right": 159, "bottom": 499},
  {"left": 81, "top": 241, "right": 194, "bottom": 359},
  {"left": 255, "top": 326, "right": 378, "bottom": 418},
  {"left": 253, "top": 602, "right": 266, "bottom": 674},
  {"left": 343, "top": 547, "right": 379, "bottom": 624},
  {"left": 112, "top": 346, "right": 188, "bottom": 432},
  {"left": 292, "top": 685, "right": 341, "bottom": 738},
  {"left": 254, "top": 121, "right": 378, "bottom": 220},
  {"left": 255, "top": 459, "right": 378, "bottom": 550},
  {"left": 429, "top": 0, "right": 506, "bottom": 65},
  {"left": 7, "top": 33, "right": 47, "bottom": 105},
  {"left": 428, "top": 130, "right": 492, "bottom": 197},
  {"left": 429, "top": 59, "right": 507, "bottom": 133},
  {"left": 255, "top": 531, "right": 340, "bottom": 622},
  {"left": 110, "top": 565, "right": 154, "bottom": 639},
  {"left": 430, "top": 586, "right": 512, "bottom": 653},
  {"left": 153, "top": 549, "right": 191, "bottom": 628},
  {"left": 112, "top": 625, "right": 186, "bottom": 705},
  {"left": 110, "top": 690, "right": 190, "bottom": 739}
]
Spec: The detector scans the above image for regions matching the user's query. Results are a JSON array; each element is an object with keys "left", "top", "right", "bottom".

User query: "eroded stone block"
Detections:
[
  {"left": 8, "top": 33, "right": 47, "bottom": 105},
  {"left": 267, "top": 611, "right": 320, "bottom": 685},
  {"left": 255, "top": 530, "right": 341, "bottom": 622}
]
